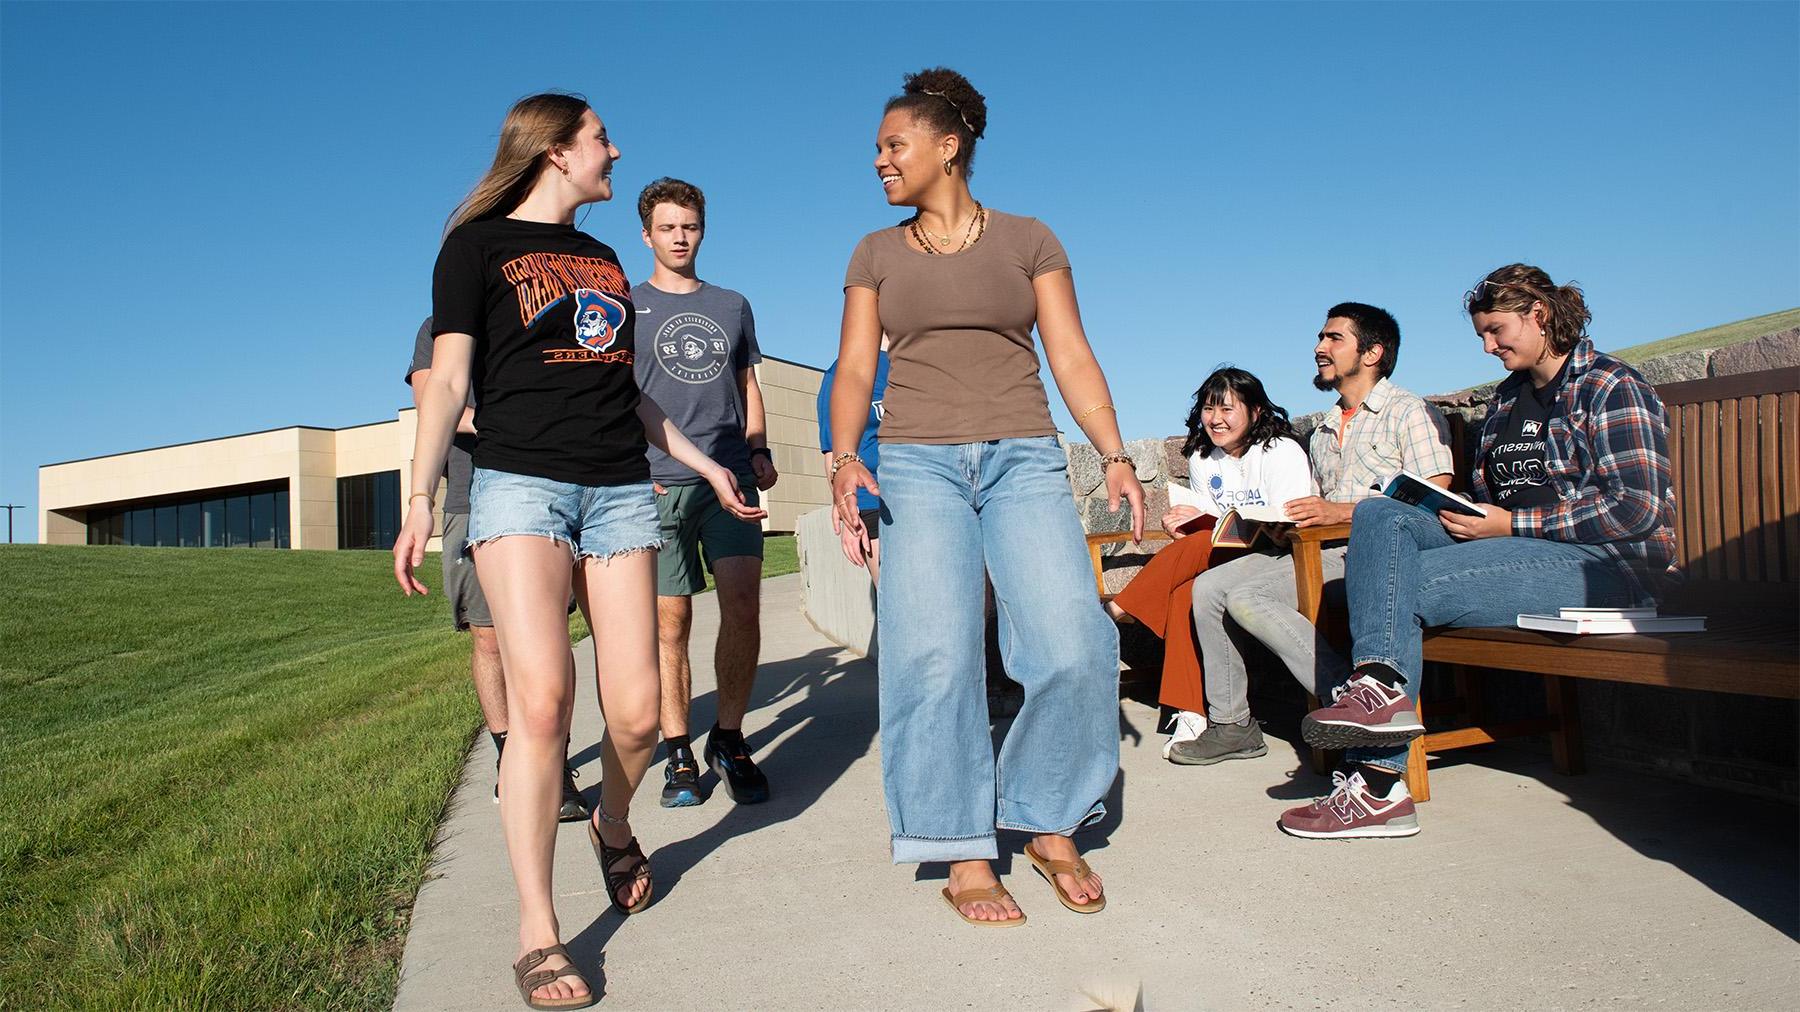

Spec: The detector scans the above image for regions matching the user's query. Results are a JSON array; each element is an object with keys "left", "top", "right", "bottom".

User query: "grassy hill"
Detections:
[
  {"left": 0, "top": 537, "right": 799, "bottom": 1009},
  {"left": 0, "top": 545, "right": 479, "bottom": 1009},
  {"left": 1607, "top": 307, "right": 1800, "bottom": 365}
]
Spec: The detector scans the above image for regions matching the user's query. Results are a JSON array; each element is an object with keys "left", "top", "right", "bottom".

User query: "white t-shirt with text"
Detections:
[{"left": 1184, "top": 436, "right": 1317, "bottom": 519}]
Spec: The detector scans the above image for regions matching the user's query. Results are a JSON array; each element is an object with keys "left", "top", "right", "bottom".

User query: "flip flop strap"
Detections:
[
  {"left": 1036, "top": 855, "right": 1092, "bottom": 878},
  {"left": 946, "top": 884, "right": 1014, "bottom": 907}
]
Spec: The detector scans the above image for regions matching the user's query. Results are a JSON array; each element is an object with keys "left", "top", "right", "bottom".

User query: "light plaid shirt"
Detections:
[{"left": 1309, "top": 378, "right": 1454, "bottom": 503}]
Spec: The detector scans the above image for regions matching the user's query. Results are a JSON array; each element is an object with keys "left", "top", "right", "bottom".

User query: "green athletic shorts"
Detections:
[{"left": 655, "top": 476, "right": 763, "bottom": 596}]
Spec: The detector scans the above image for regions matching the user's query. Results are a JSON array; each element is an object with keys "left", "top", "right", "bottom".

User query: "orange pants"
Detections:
[{"left": 1110, "top": 520, "right": 1246, "bottom": 714}]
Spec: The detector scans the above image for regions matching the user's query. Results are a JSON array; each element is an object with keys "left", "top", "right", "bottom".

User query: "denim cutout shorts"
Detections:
[{"left": 467, "top": 467, "right": 662, "bottom": 562}]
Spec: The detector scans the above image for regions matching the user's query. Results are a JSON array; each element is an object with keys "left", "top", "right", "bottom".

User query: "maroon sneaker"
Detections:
[
  {"left": 1301, "top": 672, "right": 1424, "bottom": 749},
  {"left": 1279, "top": 770, "right": 1420, "bottom": 839}
]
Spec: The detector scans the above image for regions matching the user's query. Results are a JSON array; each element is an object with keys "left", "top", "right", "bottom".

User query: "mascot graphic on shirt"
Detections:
[{"left": 571, "top": 289, "right": 628, "bottom": 353}]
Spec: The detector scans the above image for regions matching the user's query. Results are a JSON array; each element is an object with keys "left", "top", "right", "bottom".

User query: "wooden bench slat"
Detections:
[
  {"left": 1700, "top": 400, "right": 1722, "bottom": 580},
  {"left": 1758, "top": 394, "right": 1782, "bottom": 581},
  {"left": 1720, "top": 397, "right": 1743, "bottom": 580},
  {"left": 1783, "top": 391, "right": 1800, "bottom": 582},
  {"left": 1422, "top": 629, "right": 1798, "bottom": 698},
  {"left": 1681, "top": 402, "right": 1705, "bottom": 575},
  {"left": 1739, "top": 395, "right": 1766, "bottom": 582}
]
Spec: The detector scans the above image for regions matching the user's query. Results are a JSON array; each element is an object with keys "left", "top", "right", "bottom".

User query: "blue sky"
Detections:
[{"left": 3, "top": 1, "right": 1796, "bottom": 542}]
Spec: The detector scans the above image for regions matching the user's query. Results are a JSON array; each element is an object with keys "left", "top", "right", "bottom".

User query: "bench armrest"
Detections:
[
  {"left": 1086, "top": 530, "right": 1173, "bottom": 597},
  {"left": 1287, "top": 523, "right": 1352, "bottom": 623}
]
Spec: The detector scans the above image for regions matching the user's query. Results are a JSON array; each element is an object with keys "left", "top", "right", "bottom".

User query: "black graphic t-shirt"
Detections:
[
  {"left": 1484, "top": 363, "right": 1567, "bottom": 510},
  {"left": 432, "top": 217, "right": 647, "bottom": 486}
]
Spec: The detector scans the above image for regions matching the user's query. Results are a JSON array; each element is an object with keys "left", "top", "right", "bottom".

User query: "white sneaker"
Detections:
[{"left": 1161, "top": 710, "right": 1208, "bottom": 760}]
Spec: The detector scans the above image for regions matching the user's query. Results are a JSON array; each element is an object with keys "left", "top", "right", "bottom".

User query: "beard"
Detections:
[{"left": 1312, "top": 371, "right": 1339, "bottom": 392}]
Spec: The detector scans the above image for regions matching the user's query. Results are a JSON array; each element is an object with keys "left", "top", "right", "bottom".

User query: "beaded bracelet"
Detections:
[
  {"left": 829, "top": 452, "right": 864, "bottom": 479},
  {"left": 1097, "top": 449, "right": 1136, "bottom": 469}
]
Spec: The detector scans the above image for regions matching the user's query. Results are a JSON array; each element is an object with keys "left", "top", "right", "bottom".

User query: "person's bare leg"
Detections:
[
  {"left": 709, "top": 556, "right": 763, "bottom": 730},
  {"left": 577, "top": 550, "right": 662, "bottom": 911},
  {"left": 471, "top": 536, "right": 587, "bottom": 1005},
  {"left": 1028, "top": 833, "right": 1104, "bottom": 905},
  {"left": 866, "top": 539, "right": 881, "bottom": 587},
  {"left": 655, "top": 595, "right": 693, "bottom": 739},
  {"left": 469, "top": 624, "right": 508, "bottom": 733}
]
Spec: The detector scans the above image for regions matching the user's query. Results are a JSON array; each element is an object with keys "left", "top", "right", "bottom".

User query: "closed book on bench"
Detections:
[
  {"left": 1556, "top": 607, "right": 1660, "bottom": 620},
  {"left": 1516, "top": 613, "right": 1707, "bottom": 634}
]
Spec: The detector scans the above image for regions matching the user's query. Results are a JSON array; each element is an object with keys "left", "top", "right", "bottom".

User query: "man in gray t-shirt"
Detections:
[
  {"left": 631, "top": 177, "right": 777, "bottom": 809},
  {"left": 406, "top": 316, "right": 585, "bottom": 821}
]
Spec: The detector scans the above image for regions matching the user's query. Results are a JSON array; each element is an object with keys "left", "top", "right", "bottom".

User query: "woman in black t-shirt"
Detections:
[{"left": 393, "top": 93, "right": 763, "bottom": 1011}]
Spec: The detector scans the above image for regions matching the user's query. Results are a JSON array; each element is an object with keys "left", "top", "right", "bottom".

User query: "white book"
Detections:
[
  {"left": 1166, "top": 481, "right": 1206, "bottom": 511},
  {"left": 1557, "top": 607, "right": 1660, "bottom": 620},
  {"left": 1517, "top": 613, "right": 1707, "bottom": 634}
]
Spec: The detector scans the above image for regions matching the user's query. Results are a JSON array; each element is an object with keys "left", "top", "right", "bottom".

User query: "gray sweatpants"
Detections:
[{"left": 1189, "top": 546, "right": 1352, "bottom": 724}]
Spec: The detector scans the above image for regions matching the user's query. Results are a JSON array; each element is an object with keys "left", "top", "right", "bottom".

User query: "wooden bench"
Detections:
[{"left": 1289, "top": 366, "right": 1800, "bottom": 800}]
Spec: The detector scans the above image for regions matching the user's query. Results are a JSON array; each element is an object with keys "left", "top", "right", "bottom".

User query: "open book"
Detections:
[
  {"left": 1166, "top": 482, "right": 1289, "bottom": 548},
  {"left": 1516, "top": 607, "right": 1706, "bottom": 634},
  {"left": 1382, "top": 470, "right": 1485, "bottom": 518}
]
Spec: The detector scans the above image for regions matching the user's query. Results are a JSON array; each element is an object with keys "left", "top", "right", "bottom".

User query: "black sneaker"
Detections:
[
  {"left": 704, "top": 731, "right": 769, "bottom": 805},
  {"left": 558, "top": 765, "right": 589, "bottom": 823},
  {"left": 660, "top": 750, "right": 703, "bottom": 808}
]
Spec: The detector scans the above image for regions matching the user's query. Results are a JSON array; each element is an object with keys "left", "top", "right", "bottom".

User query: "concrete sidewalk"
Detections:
[{"left": 395, "top": 574, "right": 1797, "bottom": 1010}]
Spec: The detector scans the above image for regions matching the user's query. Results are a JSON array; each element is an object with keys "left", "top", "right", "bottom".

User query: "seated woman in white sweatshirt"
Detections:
[{"left": 1105, "top": 367, "right": 1316, "bottom": 758}]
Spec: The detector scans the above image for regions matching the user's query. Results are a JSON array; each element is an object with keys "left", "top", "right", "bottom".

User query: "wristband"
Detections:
[{"left": 751, "top": 447, "right": 773, "bottom": 460}]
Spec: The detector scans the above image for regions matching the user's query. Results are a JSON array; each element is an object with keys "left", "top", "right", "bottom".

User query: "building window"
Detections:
[
  {"left": 83, "top": 482, "right": 290, "bottom": 549},
  {"left": 337, "top": 470, "right": 400, "bottom": 550}
]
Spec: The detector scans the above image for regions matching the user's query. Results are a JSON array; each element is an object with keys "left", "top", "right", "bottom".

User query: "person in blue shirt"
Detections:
[{"left": 818, "top": 340, "right": 890, "bottom": 583}]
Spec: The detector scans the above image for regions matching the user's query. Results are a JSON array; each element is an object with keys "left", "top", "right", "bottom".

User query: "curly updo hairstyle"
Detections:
[
  {"left": 1464, "top": 263, "right": 1592, "bottom": 356},
  {"left": 885, "top": 67, "right": 988, "bottom": 177}
]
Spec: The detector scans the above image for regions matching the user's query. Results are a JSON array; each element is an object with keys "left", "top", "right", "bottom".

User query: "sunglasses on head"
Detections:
[{"left": 1465, "top": 278, "right": 1543, "bottom": 307}]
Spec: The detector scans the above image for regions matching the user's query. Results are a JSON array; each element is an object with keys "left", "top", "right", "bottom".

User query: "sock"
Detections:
[
  {"left": 664, "top": 734, "right": 692, "bottom": 757},
  {"left": 1355, "top": 662, "right": 1406, "bottom": 689},
  {"left": 1359, "top": 765, "right": 1403, "bottom": 797},
  {"left": 709, "top": 723, "right": 744, "bottom": 750},
  {"left": 490, "top": 730, "right": 507, "bottom": 760}
]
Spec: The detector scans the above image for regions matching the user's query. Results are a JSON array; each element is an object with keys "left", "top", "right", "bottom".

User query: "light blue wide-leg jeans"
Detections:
[
  {"left": 1341, "top": 496, "right": 1646, "bottom": 771},
  {"left": 876, "top": 436, "right": 1120, "bottom": 863}
]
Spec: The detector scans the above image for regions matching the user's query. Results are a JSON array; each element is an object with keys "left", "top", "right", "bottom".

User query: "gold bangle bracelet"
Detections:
[{"left": 1076, "top": 402, "right": 1116, "bottom": 424}]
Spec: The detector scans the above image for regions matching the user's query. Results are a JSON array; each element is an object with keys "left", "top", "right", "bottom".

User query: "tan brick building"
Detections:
[{"left": 39, "top": 356, "right": 830, "bottom": 549}]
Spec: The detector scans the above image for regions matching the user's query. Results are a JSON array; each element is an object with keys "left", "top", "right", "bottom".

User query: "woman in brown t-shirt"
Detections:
[{"left": 828, "top": 67, "right": 1145, "bottom": 927}]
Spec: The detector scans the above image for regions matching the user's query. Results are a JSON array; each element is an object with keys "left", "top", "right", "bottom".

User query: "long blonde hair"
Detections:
[{"left": 445, "top": 93, "right": 590, "bottom": 236}]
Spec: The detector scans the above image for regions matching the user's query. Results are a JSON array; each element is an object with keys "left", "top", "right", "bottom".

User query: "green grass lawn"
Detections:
[{"left": 0, "top": 535, "right": 795, "bottom": 1010}]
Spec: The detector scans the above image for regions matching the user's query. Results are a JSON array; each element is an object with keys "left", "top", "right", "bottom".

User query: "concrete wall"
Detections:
[
  {"left": 756, "top": 358, "right": 831, "bottom": 533},
  {"left": 794, "top": 505, "right": 877, "bottom": 658}
]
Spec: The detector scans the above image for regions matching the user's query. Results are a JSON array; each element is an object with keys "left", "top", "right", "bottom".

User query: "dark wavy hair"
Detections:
[{"left": 1181, "top": 367, "right": 1298, "bottom": 458}]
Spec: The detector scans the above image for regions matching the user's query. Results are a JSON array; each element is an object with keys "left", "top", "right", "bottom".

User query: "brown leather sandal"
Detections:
[
  {"left": 940, "top": 883, "right": 1027, "bottom": 927},
  {"left": 512, "top": 944, "right": 596, "bottom": 1010},
  {"left": 1023, "top": 842, "right": 1106, "bottom": 913},
  {"left": 588, "top": 814, "right": 654, "bottom": 915}
]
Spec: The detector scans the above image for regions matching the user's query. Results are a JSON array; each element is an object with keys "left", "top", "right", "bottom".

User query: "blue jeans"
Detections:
[
  {"left": 1341, "top": 496, "right": 1646, "bottom": 771},
  {"left": 876, "top": 437, "right": 1120, "bottom": 863}
]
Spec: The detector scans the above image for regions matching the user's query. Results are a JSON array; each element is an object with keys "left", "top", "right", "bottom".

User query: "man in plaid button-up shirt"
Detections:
[{"left": 1169, "top": 303, "right": 1454, "bottom": 767}]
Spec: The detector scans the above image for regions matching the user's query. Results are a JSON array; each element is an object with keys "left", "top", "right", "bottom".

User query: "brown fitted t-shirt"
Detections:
[{"left": 843, "top": 210, "right": 1069, "bottom": 444}]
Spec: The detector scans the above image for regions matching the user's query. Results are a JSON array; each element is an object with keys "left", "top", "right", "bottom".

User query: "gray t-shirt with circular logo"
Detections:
[{"left": 630, "top": 281, "right": 762, "bottom": 484}]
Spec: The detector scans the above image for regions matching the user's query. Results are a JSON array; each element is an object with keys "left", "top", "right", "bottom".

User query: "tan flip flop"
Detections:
[
  {"left": 1023, "top": 842, "right": 1106, "bottom": 913},
  {"left": 940, "top": 883, "right": 1027, "bottom": 927},
  {"left": 512, "top": 944, "right": 596, "bottom": 1010}
]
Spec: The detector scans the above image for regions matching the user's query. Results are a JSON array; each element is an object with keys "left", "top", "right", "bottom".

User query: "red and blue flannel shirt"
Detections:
[{"left": 1470, "top": 339, "right": 1680, "bottom": 601}]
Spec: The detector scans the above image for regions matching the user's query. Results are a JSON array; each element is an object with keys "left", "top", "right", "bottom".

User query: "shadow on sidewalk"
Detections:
[{"left": 564, "top": 644, "right": 873, "bottom": 971}]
